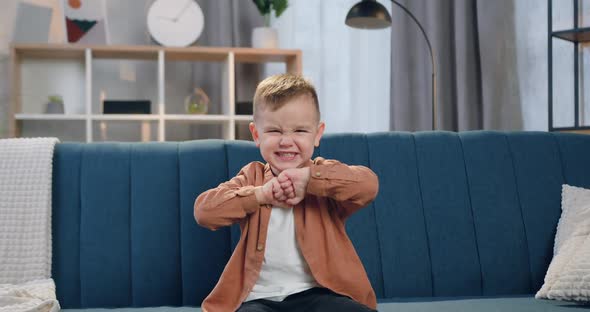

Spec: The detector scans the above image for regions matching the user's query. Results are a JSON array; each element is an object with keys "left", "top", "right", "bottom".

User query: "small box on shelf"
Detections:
[{"left": 103, "top": 100, "right": 151, "bottom": 114}]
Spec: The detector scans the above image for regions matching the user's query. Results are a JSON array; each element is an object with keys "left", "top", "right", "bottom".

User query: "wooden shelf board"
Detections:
[
  {"left": 91, "top": 46, "right": 159, "bottom": 60},
  {"left": 164, "top": 47, "right": 230, "bottom": 62},
  {"left": 13, "top": 44, "right": 85, "bottom": 59},
  {"left": 552, "top": 27, "right": 590, "bottom": 43},
  {"left": 15, "top": 113, "right": 253, "bottom": 122},
  {"left": 165, "top": 115, "right": 233, "bottom": 125},
  {"left": 12, "top": 44, "right": 302, "bottom": 63},
  {"left": 165, "top": 114, "right": 231, "bottom": 121},
  {"left": 234, "top": 115, "right": 254, "bottom": 122},
  {"left": 234, "top": 49, "right": 301, "bottom": 63},
  {"left": 15, "top": 114, "right": 86, "bottom": 120},
  {"left": 555, "top": 128, "right": 590, "bottom": 135},
  {"left": 91, "top": 114, "right": 159, "bottom": 121}
]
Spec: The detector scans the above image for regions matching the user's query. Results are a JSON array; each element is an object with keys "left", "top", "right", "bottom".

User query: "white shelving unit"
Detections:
[{"left": 9, "top": 44, "right": 302, "bottom": 142}]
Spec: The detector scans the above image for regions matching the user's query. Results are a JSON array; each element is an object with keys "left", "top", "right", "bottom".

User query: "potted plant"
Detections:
[{"left": 251, "top": 0, "right": 288, "bottom": 48}]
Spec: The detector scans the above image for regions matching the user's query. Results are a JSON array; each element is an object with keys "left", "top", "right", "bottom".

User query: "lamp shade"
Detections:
[{"left": 345, "top": 0, "right": 392, "bottom": 29}]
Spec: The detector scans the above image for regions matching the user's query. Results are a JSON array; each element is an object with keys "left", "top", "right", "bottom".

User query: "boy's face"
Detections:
[{"left": 249, "top": 95, "right": 325, "bottom": 175}]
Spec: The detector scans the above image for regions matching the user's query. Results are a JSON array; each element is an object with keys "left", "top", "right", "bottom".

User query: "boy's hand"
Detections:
[
  {"left": 255, "top": 178, "right": 292, "bottom": 209},
  {"left": 277, "top": 167, "right": 310, "bottom": 206}
]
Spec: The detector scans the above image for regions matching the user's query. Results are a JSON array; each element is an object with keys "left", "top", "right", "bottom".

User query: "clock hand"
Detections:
[
  {"left": 156, "top": 16, "right": 175, "bottom": 21},
  {"left": 173, "top": 0, "right": 193, "bottom": 22}
]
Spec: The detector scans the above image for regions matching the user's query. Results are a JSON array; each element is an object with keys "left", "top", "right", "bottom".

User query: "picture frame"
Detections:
[
  {"left": 11, "top": 0, "right": 67, "bottom": 44},
  {"left": 61, "top": 0, "right": 110, "bottom": 44}
]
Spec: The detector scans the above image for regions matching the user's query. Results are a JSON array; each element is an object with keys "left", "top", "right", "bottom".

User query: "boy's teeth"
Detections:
[{"left": 279, "top": 153, "right": 295, "bottom": 157}]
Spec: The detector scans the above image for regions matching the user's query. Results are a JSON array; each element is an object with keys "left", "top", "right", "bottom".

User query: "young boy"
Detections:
[{"left": 194, "top": 74, "right": 379, "bottom": 312}]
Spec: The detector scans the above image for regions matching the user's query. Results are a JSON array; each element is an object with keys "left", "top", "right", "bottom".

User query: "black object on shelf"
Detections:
[
  {"left": 236, "top": 101, "right": 253, "bottom": 115},
  {"left": 103, "top": 100, "right": 151, "bottom": 114},
  {"left": 548, "top": 0, "right": 590, "bottom": 131}
]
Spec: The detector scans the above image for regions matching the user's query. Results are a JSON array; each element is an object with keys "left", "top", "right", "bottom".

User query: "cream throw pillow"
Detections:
[{"left": 536, "top": 184, "right": 590, "bottom": 301}]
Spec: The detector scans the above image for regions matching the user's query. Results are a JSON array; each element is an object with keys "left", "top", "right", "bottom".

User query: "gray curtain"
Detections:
[{"left": 390, "top": 0, "right": 523, "bottom": 131}]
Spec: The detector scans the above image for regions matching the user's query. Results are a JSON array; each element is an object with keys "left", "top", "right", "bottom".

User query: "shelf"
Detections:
[
  {"left": 12, "top": 44, "right": 86, "bottom": 60},
  {"left": 91, "top": 46, "right": 159, "bottom": 60},
  {"left": 14, "top": 114, "right": 254, "bottom": 122},
  {"left": 552, "top": 126, "right": 590, "bottom": 132},
  {"left": 233, "top": 48, "right": 301, "bottom": 64},
  {"left": 556, "top": 129, "right": 590, "bottom": 135},
  {"left": 15, "top": 114, "right": 86, "bottom": 120},
  {"left": 235, "top": 115, "right": 254, "bottom": 122},
  {"left": 548, "top": 1, "right": 590, "bottom": 133},
  {"left": 552, "top": 27, "right": 590, "bottom": 43},
  {"left": 164, "top": 47, "right": 233, "bottom": 62},
  {"left": 164, "top": 114, "right": 232, "bottom": 124},
  {"left": 91, "top": 115, "right": 159, "bottom": 121},
  {"left": 12, "top": 44, "right": 301, "bottom": 62},
  {"left": 10, "top": 44, "right": 301, "bottom": 141}
]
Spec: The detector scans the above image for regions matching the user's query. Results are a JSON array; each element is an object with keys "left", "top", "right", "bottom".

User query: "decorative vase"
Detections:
[
  {"left": 185, "top": 88, "right": 210, "bottom": 114},
  {"left": 252, "top": 27, "right": 278, "bottom": 49},
  {"left": 44, "top": 95, "right": 64, "bottom": 114}
]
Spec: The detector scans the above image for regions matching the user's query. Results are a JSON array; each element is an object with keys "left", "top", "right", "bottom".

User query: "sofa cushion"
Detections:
[
  {"left": 504, "top": 132, "right": 565, "bottom": 291},
  {"left": 319, "top": 133, "right": 384, "bottom": 297},
  {"left": 53, "top": 141, "right": 234, "bottom": 309},
  {"left": 60, "top": 297, "right": 585, "bottom": 312},
  {"left": 377, "top": 296, "right": 587, "bottom": 312},
  {"left": 178, "top": 140, "right": 233, "bottom": 306},
  {"left": 62, "top": 308, "right": 200, "bottom": 312},
  {"left": 366, "top": 131, "right": 564, "bottom": 298}
]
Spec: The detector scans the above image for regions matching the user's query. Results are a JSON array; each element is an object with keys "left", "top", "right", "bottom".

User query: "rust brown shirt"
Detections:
[{"left": 194, "top": 157, "right": 379, "bottom": 312}]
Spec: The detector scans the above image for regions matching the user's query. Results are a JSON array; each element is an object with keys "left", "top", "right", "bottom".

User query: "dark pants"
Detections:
[{"left": 237, "top": 287, "right": 377, "bottom": 312}]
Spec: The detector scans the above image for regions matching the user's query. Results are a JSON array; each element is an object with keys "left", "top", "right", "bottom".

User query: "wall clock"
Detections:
[{"left": 147, "top": 0, "right": 204, "bottom": 47}]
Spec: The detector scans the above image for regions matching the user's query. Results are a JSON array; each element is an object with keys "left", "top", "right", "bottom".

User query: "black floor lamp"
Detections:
[{"left": 345, "top": 0, "right": 438, "bottom": 130}]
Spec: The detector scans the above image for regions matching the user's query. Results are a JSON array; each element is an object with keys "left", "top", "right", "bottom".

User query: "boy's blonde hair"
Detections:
[{"left": 253, "top": 74, "right": 320, "bottom": 122}]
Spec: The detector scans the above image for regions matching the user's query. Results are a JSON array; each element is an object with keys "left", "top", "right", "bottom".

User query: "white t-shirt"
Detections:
[{"left": 244, "top": 206, "right": 319, "bottom": 302}]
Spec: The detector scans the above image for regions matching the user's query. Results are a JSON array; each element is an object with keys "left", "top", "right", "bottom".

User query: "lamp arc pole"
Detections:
[
  {"left": 389, "top": 0, "right": 437, "bottom": 130},
  {"left": 346, "top": 0, "right": 438, "bottom": 130}
]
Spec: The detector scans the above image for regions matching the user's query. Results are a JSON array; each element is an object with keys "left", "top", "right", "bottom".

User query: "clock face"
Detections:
[{"left": 147, "top": 0, "right": 204, "bottom": 47}]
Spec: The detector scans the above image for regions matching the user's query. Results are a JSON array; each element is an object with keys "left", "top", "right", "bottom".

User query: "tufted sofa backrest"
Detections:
[{"left": 51, "top": 131, "right": 590, "bottom": 308}]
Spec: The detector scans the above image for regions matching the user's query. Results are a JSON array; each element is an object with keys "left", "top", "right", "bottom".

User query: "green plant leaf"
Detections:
[
  {"left": 252, "top": 0, "right": 271, "bottom": 15},
  {"left": 272, "top": 0, "right": 288, "bottom": 18}
]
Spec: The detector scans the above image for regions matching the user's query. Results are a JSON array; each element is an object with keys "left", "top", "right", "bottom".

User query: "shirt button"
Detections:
[
  {"left": 256, "top": 244, "right": 264, "bottom": 251},
  {"left": 315, "top": 172, "right": 321, "bottom": 177}
]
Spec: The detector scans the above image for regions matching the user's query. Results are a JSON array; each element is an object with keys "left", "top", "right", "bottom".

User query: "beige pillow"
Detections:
[{"left": 536, "top": 184, "right": 590, "bottom": 301}]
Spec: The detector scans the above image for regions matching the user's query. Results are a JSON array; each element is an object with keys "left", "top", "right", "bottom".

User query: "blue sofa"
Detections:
[{"left": 52, "top": 131, "right": 590, "bottom": 311}]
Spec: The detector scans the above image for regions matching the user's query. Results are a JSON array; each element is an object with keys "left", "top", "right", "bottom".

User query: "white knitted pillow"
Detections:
[
  {"left": 536, "top": 184, "right": 590, "bottom": 301},
  {"left": 554, "top": 185, "right": 590, "bottom": 255}
]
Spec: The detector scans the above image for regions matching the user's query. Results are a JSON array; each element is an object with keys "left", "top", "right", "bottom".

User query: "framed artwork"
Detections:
[
  {"left": 12, "top": 2, "right": 52, "bottom": 44},
  {"left": 12, "top": 0, "right": 67, "bottom": 44},
  {"left": 62, "top": 0, "right": 109, "bottom": 44}
]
